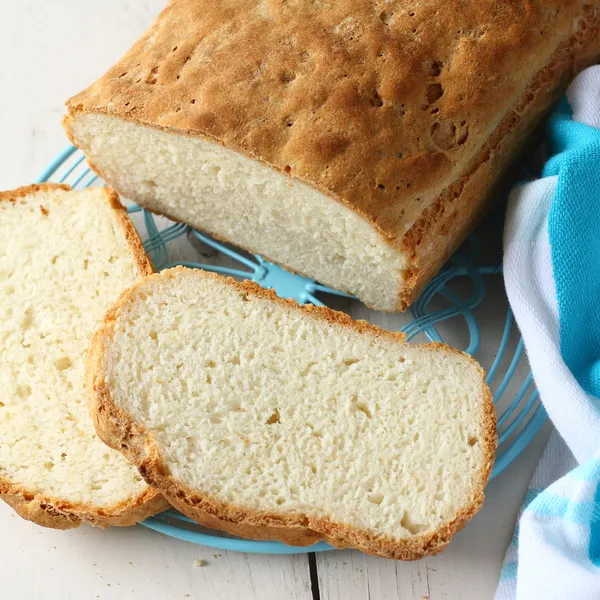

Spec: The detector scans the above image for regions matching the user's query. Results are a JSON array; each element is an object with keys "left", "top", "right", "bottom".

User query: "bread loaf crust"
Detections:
[
  {"left": 0, "top": 183, "right": 167, "bottom": 529},
  {"left": 64, "top": 1, "right": 600, "bottom": 310},
  {"left": 87, "top": 267, "right": 496, "bottom": 558}
]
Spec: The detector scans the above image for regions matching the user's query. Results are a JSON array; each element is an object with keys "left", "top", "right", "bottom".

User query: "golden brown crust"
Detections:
[
  {"left": 0, "top": 183, "right": 167, "bottom": 529},
  {"left": 0, "top": 482, "right": 167, "bottom": 530},
  {"left": 101, "top": 187, "right": 155, "bottom": 277},
  {"left": 64, "top": 2, "right": 600, "bottom": 311},
  {"left": 88, "top": 266, "right": 496, "bottom": 559},
  {"left": 0, "top": 182, "right": 71, "bottom": 203},
  {"left": 399, "top": 5, "right": 600, "bottom": 308}
]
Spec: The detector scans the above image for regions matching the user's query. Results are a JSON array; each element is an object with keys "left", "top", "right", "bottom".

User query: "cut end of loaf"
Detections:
[
  {"left": 0, "top": 184, "right": 165, "bottom": 527},
  {"left": 65, "top": 113, "right": 408, "bottom": 311},
  {"left": 90, "top": 267, "right": 496, "bottom": 557}
]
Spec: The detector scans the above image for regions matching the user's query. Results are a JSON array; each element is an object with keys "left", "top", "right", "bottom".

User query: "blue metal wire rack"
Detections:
[{"left": 37, "top": 145, "right": 547, "bottom": 554}]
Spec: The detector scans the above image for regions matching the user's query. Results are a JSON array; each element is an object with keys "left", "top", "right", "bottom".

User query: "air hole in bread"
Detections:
[
  {"left": 149, "top": 331, "right": 158, "bottom": 341},
  {"left": 380, "top": 10, "right": 392, "bottom": 24},
  {"left": 44, "top": 462, "right": 54, "bottom": 471},
  {"left": 146, "top": 67, "right": 159, "bottom": 85},
  {"left": 352, "top": 396, "right": 372, "bottom": 418},
  {"left": 16, "top": 384, "right": 31, "bottom": 398},
  {"left": 431, "top": 120, "right": 469, "bottom": 150},
  {"left": 266, "top": 408, "right": 281, "bottom": 425},
  {"left": 281, "top": 71, "right": 296, "bottom": 83},
  {"left": 426, "top": 83, "right": 444, "bottom": 104},
  {"left": 370, "top": 90, "right": 384, "bottom": 107},
  {"left": 400, "top": 512, "right": 424, "bottom": 534},
  {"left": 54, "top": 357, "right": 72, "bottom": 371},
  {"left": 368, "top": 492, "right": 384, "bottom": 504},
  {"left": 191, "top": 98, "right": 196, "bottom": 104},
  {"left": 21, "top": 310, "right": 34, "bottom": 332},
  {"left": 343, "top": 358, "right": 360, "bottom": 366},
  {"left": 425, "top": 60, "right": 443, "bottom": 77},
  {"left": 468, "top": 436, "right": 478, "bottom": 446},
  {"left": 118, "top": 72, "right": 128, "bottom": 78}
]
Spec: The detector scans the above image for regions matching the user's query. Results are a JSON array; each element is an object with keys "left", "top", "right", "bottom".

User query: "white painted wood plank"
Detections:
[{"left": 0, "top": 503, "right": 312, "bottom": 600}]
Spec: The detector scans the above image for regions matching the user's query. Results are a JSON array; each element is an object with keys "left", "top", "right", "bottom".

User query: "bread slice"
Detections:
[
  {"left": 0, "top": 183, "right": 167, "bottom": 529},
  {"left": 64, "top": 0, "right": 600, "bottom": 311},
  {"left": 87, "top": 267, "right": 496, "bottom": 558}
]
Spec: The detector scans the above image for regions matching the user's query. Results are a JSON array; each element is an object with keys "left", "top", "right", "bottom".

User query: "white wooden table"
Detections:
[{"left": 0, "top": 2, "right": 550, "bottom": 598}]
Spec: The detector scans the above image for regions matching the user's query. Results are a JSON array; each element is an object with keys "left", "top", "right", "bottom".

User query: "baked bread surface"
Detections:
[
  {"left": 0, "top": 183, "right": 167, "bottom": 528},
  {"left": 87, "top": 267, "right": 496, "bottom": 559}
]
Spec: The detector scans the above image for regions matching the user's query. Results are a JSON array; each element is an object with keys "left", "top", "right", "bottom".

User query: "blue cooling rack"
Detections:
[{"left": 37, "top": 145, "right": 546, "bottom": 554}]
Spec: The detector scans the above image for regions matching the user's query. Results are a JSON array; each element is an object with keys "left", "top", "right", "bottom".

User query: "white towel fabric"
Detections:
[{"left": 495, "top": 66, "right": 600, "bottom": 600}]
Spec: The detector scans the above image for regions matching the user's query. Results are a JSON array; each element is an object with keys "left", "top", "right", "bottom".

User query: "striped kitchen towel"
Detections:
[{"left": 495, "top": 66, "right": 600, "bottom": 600}]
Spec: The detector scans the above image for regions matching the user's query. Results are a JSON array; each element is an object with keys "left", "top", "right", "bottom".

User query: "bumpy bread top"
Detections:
[{"left": 67, "top": 0, "right": 588, "bottom": 238}]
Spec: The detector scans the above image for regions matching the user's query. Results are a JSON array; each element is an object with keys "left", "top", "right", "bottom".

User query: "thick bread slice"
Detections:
[
  {"left": 88, "top": 267, "right": 496, "bottom": 559},
  {"left": 0, "top": 183, "right": 167, "bottom": 528}
]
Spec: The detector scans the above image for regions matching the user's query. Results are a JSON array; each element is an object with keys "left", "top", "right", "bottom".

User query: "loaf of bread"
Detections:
[
  {"left": 87, "top": 267, "right": 496, "bottom": 559},
  {"left": 0, "top": 183, "right": 167, "bottom": 528},
  {"left": 64, "top": 0, "right": 600, "bottom": 311}
]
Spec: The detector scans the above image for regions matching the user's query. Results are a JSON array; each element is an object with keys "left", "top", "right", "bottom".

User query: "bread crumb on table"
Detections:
[{"left": 194, "top": 558, "right": 205, "bottom": 567}]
